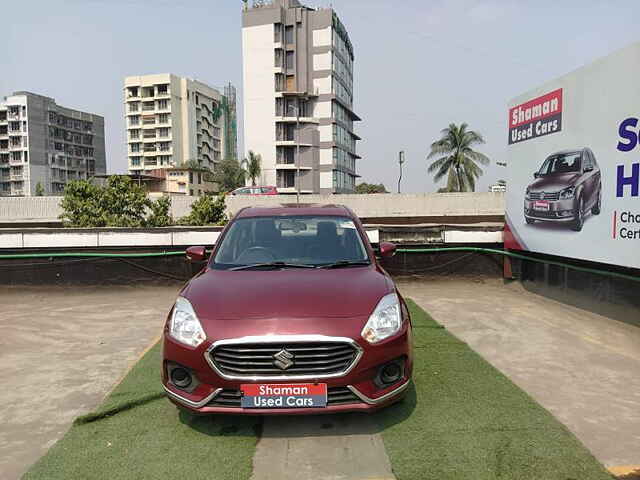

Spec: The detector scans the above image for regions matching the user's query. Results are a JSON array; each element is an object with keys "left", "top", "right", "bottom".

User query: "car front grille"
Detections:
[
  {"left": 206, "top": 387, "right": 363, "bottom": 408},
  {"left": 528, "top": 191, "right": 560, "bottom": 200},
  {"left": 208, "top": 340, "right": 361, "bottom": 379}
]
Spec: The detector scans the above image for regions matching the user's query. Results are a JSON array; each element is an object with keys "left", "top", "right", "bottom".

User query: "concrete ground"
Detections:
[
  {"left": 3, "top": 279, "right": 638, "bottom": 480},
  {"left": 397, "top": 277, "right": 640, "bottom": 471},
  {"left": 0, "top": 285, "right": 179, "bottom": 480}
]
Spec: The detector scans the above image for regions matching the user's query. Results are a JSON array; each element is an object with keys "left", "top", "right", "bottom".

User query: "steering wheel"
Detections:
[{"left": 236, "top": 246, "right": 277, "bottom": 264}]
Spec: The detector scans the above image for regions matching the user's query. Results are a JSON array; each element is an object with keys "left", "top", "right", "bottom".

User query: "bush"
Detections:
[
  {"left": 179, "top": 194, "right": 227, "bottom": 226},
  {"left": 147, "top": 196, "right": 173, "bottom": 227},
  {"left": 59, "top": 176, "right": 173, "bottom": 228}
]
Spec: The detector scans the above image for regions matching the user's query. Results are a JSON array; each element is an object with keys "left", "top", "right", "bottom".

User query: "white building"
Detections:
[
  {"left": 242, "top": 0, "right": 361, "bottom": 193},
  {"left": 0, "top": 91, "right": 106, "bottom": 196},
  {"left": 124, "top": 74, "right": 234, "bottom": 185}
]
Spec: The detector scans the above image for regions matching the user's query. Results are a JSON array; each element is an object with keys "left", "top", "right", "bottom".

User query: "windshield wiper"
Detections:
[
  {"left": 318, "top": 260, "right": 371, "bottom": 269},
  {"left": 230, "top": 262, "right": 316, "bottom": 271}
]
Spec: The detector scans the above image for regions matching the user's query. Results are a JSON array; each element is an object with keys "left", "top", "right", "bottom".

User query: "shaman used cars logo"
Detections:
[
  {"left": 509, "top": 89, "right": 563, "bottom": 144},
  {"left": 273, "top": 349, "right": 295, "bottom": 370}
]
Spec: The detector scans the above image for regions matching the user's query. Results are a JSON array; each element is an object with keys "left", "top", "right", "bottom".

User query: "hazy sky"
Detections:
[{"left": 3, "top": 0, "right": 640, "bottom": 193}]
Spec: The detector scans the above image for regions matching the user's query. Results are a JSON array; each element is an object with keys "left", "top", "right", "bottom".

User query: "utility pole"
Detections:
[{"left": 397, "top": 151, "right": 405, "bottom": 194}]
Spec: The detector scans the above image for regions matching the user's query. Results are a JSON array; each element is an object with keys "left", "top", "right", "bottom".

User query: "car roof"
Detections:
[
  {"left": 548, "top": 148, "right": 585, "bottom": 156},
  {"left": 235, "top": 204, "right": 355, "bottom": 219}
]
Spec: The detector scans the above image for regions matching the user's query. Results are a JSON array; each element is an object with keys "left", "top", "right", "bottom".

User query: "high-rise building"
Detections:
[
  {"left": 242, "top": 0, "right": 361, "bottom": 194},
  {"left": 0, "top": 91, "right": 106, "bottom": 196},
  {"left": 124, "top": 74, "right": 236, "bottom": 193}
]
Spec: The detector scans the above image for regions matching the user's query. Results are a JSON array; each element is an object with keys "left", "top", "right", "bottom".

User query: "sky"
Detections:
[{"left": 3, "top": 0, "right": 640, "bottom": 193}]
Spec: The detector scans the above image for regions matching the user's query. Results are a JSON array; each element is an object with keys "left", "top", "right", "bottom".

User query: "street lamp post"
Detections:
[{"left": 397, "top": 151, "right": 405, "bottom": 194}]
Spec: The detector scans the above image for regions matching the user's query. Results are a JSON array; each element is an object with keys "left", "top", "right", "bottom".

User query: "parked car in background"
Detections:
[
  {"left": 524, "top": 148, "right": 602, "bottom": 231},
  {"left": 230, "top": 186, "right": 278, "bottom": 195},
  {"left": 162, "top": 205, "right": 412, "bottom": 414}
]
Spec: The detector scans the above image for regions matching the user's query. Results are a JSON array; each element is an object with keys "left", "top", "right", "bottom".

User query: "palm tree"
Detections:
[
  {"left": 427, "top": 123, "right": 490, "bottom": 192},
  {"left": 242, "top": 150, "right": 262, "bottom": 186}
]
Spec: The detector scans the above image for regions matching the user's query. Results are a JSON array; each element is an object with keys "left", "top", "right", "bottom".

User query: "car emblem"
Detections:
[{"left": 273, "top": 349, "right": 295, "bottom": 370}]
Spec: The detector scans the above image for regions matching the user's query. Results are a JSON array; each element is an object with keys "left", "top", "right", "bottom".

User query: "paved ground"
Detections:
[
  {"left": 252, "top": 414, "right": 394, "bottom": 480},
  {"left": 397, "top": 277, "right": 640, "bottom": 470},
  {"left": 0, "top": 285, "right": 179, "bottom": 480}
]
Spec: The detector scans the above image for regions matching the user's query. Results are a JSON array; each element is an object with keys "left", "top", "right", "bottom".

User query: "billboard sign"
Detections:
[{"left": 506, "top": 42, "right": 640, "bottom": 269}]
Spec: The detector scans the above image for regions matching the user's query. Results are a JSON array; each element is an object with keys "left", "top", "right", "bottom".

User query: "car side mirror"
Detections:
[
  {"left": 379, "top": 242, "right": 397, "bottom": 259},
  {"left": 534, "top": 172, "right": 540, "bottom": 178},
  {"left": 584, "top": 165, "right": 593, "bottom": 172},
  {"left": 186, "top": 246, "right": 206, "bottom": 263}
]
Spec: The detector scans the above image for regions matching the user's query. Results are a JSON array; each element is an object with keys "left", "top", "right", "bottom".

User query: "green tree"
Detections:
[
  {"left": 59, "top": 180, "right": 104, "bottom": 227},
  {"left": 59, "top": 176, "right": 174, "bottom": 228},
  {"left": 179, "top": 194, "right": 227, "bottom": 226},
  {"left": 427, "top": 123, "right": 490, "bottom": 192},
  {"left": 355, "top": 182, "right": 388, "bottom": 194},
  {"left": 147, "top": 196, "right": 173, "bottom": 227},
  {"left": 213, "top": 158, "right": 246, "bottom": 192},
  {"left": 242, "top": 150, "right": 262, "bottom": 186},
  {"left": 99, "top": 176, "right": 151, "bottom": 227},
  {"left": 35, "top": 182, "right": 44, "bottom": 196}
]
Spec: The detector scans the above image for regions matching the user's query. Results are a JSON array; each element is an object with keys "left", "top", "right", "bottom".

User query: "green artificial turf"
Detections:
[
  {"left": 24, "top": 343, "right": 259, "bottom": 480},
  {"left": 374, "top": 300, "right": 613, "bottom": 480}
]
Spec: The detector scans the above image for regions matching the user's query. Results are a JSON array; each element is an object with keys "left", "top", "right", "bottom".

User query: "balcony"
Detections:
[
  {"left": 10, "top": 174, "right": 23, "bottom": 181},
  {"left": 9, "top": 158, "right": 23, "bottom": 166}
]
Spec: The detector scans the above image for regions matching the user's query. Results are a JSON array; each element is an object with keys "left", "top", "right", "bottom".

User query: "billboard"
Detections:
[{"left": 506, "top": 42, "right": 640, "bottom": 269}]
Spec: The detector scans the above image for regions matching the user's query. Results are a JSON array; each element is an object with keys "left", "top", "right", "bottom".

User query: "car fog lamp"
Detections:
[
  {"left": 381, "top": 362, "right": 402, "bottom": 384},
  {"left": 170, "top": 367, "right": 192, "bottom": 389}
]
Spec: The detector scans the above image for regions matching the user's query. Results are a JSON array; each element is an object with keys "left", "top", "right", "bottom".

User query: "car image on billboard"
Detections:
[{"left": 524, "top": 148, "right": 602, "bottom": 232}]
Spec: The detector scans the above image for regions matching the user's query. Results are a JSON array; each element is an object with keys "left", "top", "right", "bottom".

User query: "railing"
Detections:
[{"left": 10, "top": 174, "right": 23, "bottom": 181}]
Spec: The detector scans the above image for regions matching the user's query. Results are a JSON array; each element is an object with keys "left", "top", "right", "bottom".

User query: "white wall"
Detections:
[
  {"left": 313, "top": 52, "right": 332, "bottom": 71},
  {"left": 313, "top": 101, "right": 331, "bottom": 118},
  {"left": 313, "top": 27, "right": 332, "bottom": 47},
  {"left": 242, "top": 24, "right": 277, "bottom": 186},
  {"left": 313, "top": 77, "right": 332, "bottom": 95}
]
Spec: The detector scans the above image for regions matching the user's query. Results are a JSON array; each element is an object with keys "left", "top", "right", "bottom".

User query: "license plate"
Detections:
[
  {"left": 533, "top": 201, "right": 550, "bottom": 211},
  {"left": 240, "top": 383, "right": 327, "bottom": 409}
]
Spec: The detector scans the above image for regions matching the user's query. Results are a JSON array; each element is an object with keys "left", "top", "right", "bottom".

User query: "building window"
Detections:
[
  {"left": 130, "top": 143, "right": 141, "bottom": 153},
  {"left": 158, "top": 128, "right": 169, "bottom": 138},
  {"left": 129, "top": 102, "right": 139, "bottom": 113},
  {"left": 130, "top": 129, "right": 140, "bottom": 140},
  {"left": 159, "top": 113, "right": 169, "bottom": 124},
  {"left": 157, "top": 99, "right": 168, "bottom": 110},
  {"left": 130, "top": 157, "right": 141, "bottom": 167},
  {"left": 285, "top": 25, "right": 294, "bottom": 44},
  {"left": 286, "top": 51, "right": 294, "bottom": 70},
  {"left": 129, "top": 116, "right": 140, "bottom": 126},
  {"left": 157, "top": 84, "right": 168, "bottom": 94},
  {"left": 274, "top": 23, "right": 282, "bottom": 43},
  {"left": 127, "top": 87, "right": 139, "bottom": 98}
]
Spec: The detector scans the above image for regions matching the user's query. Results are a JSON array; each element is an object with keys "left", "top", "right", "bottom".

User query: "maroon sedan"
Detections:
[{"left": 162, "top": 205, "right": 412, "bottom": 414}]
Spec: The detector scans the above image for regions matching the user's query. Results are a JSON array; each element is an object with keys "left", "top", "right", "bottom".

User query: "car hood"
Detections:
[
  {"left": 182, "top": 267, "right": 394, "bottom": 323},
  {"left": 528, "top": 172, "right": 580, "bottom": 192}
]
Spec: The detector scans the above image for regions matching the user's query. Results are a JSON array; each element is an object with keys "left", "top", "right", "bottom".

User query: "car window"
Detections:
[
  {"left": 250, "top": 188, "right": 262, "bottom": 194},
  {"left": 236, "top": 188, "right": 250, "bottom": 195},
  {"left": 260, "top": 187, "right": 271, "bottom": 194},
  {"left": 213, "top": 216, "right": 369, "bottom": 269},
  {"left": 583, "top": 150, "right": 592, "bottom": 170},
  {"left": 538, "top": 152, "right": 582, "bottom": 175}
]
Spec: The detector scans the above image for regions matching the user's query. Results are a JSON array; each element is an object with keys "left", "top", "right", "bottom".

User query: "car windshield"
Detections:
[
  {"left": 212, "top": 215, "right": 370, "bottom": 270},
  {"left": 538, "top": 152, "right": 582, "bottom": 175}
]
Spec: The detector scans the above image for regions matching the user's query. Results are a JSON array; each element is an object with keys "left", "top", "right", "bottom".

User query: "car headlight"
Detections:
[
  {"left": 361, "top": 293, "right": 403, "bottom": 344},
  {"left": 169, "top": 297, "right": 206, "bottom": 347},
  {"left": 559, "top": 186, "right": 576, "bottom": 200}
]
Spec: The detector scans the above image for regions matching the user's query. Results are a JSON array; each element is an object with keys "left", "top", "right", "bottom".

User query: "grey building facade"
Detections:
[
  {"left": 0, "top": 91, "right": 106, "bottom": 196},
  {"left": 242, "top": 0, "right": 361, "bottom": 194}
]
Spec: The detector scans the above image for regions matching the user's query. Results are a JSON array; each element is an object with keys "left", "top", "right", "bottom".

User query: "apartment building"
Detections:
[
  {"left": 242, "top": 0, "right": 361, "bottom": 194},
  {"left": 0, "top": 91, "right": 106, "bottom": 196},
  {"left": 124, "top": 74, "right": 236, "bottom": 195}
]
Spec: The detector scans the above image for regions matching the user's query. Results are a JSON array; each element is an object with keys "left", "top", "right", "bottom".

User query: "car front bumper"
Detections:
[
  {"left": 524, "top": 198, "right": 576, "bottom": 222},
  {"left": 161, "top": 328, "right": 413, "bottom": 415}
]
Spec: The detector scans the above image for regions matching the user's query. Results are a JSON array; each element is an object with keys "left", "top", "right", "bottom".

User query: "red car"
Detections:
[
  {"left": 162, "top": 205, "right": 413, "bottom": 414},
  {"left": 230, "top": 186, "right": 278, "bottom": 195}
]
